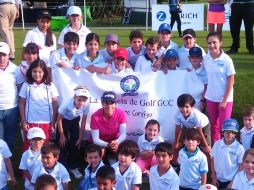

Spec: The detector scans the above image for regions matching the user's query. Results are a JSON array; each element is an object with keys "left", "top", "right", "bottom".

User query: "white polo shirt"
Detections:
[
  {"left": 19, "top": 147, "right": 42, "bottom": 190},
  {"left": 31, "top": 162, "right": 70, "bottom": 190},
  {"left": 175, "top": 108, "right": 209, "bottom": 128},
  {"left": 149, "top": 165, "right": 180, "bottom": 190},
  {"left": 240, "top": 127, "right": 254, "bottom": 150},
  {"left": 84, "top": 161, "right": 104, "bottom": 179},
  {"left": 49, "top": 48, "right": 78, "bottom": 69},
  {"left": 178, "top": 147, "right": 208, "bottom": 189},
  {"left": 232, "top": 171, "right": 254, "bottom": 190},
  {"left": 58, "top": 24, "right": 91, "bottom": 54},
  {"left": 99, "top": 48, "right": 114, "bottom": 64},
  {"left": 111, "top": 63, "right": 134, "bottom": 74},
  {"left": 19, "top": 82, "right": 59, "bottom": 123},
  {"left": 112, "top": 161, "right": 142, "bottom": 190},
  {"left": 211, "top": 139, "right": 245, "bottom": 182},
  {"left": 188, "top": 65, "right": 208, "bottom": 85},
  {"left": 138, "top": 134, "right": 164, "bottom": 151},
  {"left": 0, "top": 139, "right": 12, "bottom": 189},
  {"left": 134, "top": 54, "right": 158, "bottom": 72},
  {"left": 0, "top": 61, "right": 18, "bottom": 110},
  {"left": 23, "top": 27, "right": 57, "bottom": 64},
  {"left": 157, "top": 40, "right": 178, "bottom": 58},
  {"left": 16, "top": 61, "right": 29, "bottom": 85},
  {"left": 203, "top": 51, "right": 235, "bottom": 102},
  {"left": 126, "top": 46, "right": 146, "bottom": 68},
  {"left": 77, "top": 51, "right": 107, "bottom": 69}
]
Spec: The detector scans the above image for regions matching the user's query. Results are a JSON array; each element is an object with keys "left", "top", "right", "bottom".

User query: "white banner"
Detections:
[
  {"left": 152, "top": 4, "right": 204, "bottom": 31},
  {"left": 53, "top": 69, "right": 203, "bottom": 143}
]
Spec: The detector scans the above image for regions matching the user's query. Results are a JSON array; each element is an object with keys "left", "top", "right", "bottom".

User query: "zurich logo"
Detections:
[
  {"left": 157, "top": 11, "right": 166, "bottom": 21},
  {"left": 120, "top": 75, "right": 140, "bottom": 96}
]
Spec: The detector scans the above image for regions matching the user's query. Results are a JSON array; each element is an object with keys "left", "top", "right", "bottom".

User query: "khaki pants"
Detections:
[{"left": 0, "top": 3, "right": 17, "bottom": 58}]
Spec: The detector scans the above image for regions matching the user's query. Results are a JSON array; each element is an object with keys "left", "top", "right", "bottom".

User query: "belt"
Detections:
[{"left": 0, "top": 2, "right": 13, "bottom": 5}]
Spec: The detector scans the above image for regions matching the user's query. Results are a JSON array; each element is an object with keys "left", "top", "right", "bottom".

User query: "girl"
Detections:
[
  {"left": 19, "top": 59, "right": 59, "bottom": 151},
  {"left": 203, "top": 32, "right": 235, "bottom": 144},
  {"left": 77, "top": 33, "right": 111, "bottom": 74},
  {"left": 136, "top": 119, "right": 164, "bottom": 174},
  {"left": 16, "top": 43, "right": 40, "bottom": 90},
  {"left": 58, "top": 6, "right": 91, "bottom": 54},
  {"left": 22, "top": 10, "right": 56, "bottom": 65}
]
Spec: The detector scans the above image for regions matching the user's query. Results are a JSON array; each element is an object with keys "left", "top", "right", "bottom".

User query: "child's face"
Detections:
[
  {"left": 179, "top": 103, "right": 193, "bottom": 118},
  {"left": 223, "top": 130, "right": 237, "bottom": 145},
  {"left": 130, "top": 38, "right": 143, "bottom": 53},
  {"left": 207, "top": 36, "right": 222, "bottom": 56},
  {"left": 184, "top": 139, "right": 199, "bottom": 153},
  {"left": 32, "top": 66, "right": 44, "bottom": 83},
  {"left": 68, "top": 14, "right": 82, "bottom": 24},
  {"left": 74, "top": 96, "right": 87, "bottom": 109},
  {"left": 41, "top": 153, "right": 58, "bottom": 169},
  {"left": 37, "top": 18, "right": 51, "bottom": 33},
  {"left": 86, "top": 151, "right": 101, "bottom": 170},
  {"left": 146, "top": 44, "right": 159, "bottom": 59},
  {"left": 164, "top": 57, "right": 177, "bottom": 70},
  {"left": 183, "top": 36, "right": 196, "bottom": 49},
  {"left": 25, "top": 52, "right": 39, "bottom": 64},
  {"left": 118, "top": 153, "right": 133, "bottom": 167},
  {"left": 114, "top": 57, "right": 127, "bottom": 71},
  {"left": 64, "top": 41, "right": 78, "bottom": 55},
  {"left": 106, "top": 41, "right": 118, "bottom": 54},
  {"left": 244, "top": 154, "right": 254, "bottom": 176},
  {"left": 30, "top": 138, "right": 44, "bottom": 151},
  {"left": 96, "top": 176, "right": 116, "bottom": 190},
  {"left": 189, "top": 56, "right": 202, "bottom": 69},
  {"left": 155, "top": 151, "right": 173, "bottom": 169},
  {"left": 158, "top": 30, "right": 171, "bottom": 43},
  {"left": 145, "top": 124, "right": 159, "bottom": 142},
  {"left": 0, "top": 53, "right": 9, "bottom": 67},
  {"left": 86, "top": 39, "right": 99, "bottom": 55},
  {"left": 243, "top": 115, "right": 254, "bottom": 130}
]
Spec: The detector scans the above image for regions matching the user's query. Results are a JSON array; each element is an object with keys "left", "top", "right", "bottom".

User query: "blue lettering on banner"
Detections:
[
  {"left": 156, "top": 11, "right": 166, "bottom": 21},
  {"left": 181, "top": 13, "right": 198, "bottom": 19}
]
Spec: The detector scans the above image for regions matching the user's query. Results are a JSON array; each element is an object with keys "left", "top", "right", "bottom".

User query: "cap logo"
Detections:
[{"left": 104, "top": 94, "right": 115, "bottom": 99}]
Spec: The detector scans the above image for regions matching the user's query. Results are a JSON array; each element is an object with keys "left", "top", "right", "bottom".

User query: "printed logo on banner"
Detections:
[
  {"left": 120, "top": 75, "right": 140, "bottom": 97},
  {"left": 156, "top": 11, "right": 166, "bottom": 21}
]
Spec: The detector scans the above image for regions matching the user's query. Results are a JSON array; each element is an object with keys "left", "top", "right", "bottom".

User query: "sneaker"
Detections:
[{"left": 69, "top": 168, "right": 82, "bottom": 179}]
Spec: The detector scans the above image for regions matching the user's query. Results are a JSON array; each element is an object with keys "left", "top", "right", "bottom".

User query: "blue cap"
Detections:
[
  {"left": 222, "top": 119, "right": 239, "bottom": 132},
  {"left": 158, "top": 23, "right": 172, "bottom": 33},
  {"left": 189, "top": 46, "right": 202, "bottom": 57},
  {"left": 165, "top": 49, "right": 178, "bottom": 58}
]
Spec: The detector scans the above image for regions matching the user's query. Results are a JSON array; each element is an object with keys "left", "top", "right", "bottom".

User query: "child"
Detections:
[
  {"left": 31, "top": 142, "right": 70, "bottom": 190},
  {"left": 112, "top": 140, "right": 142, "bottom": 190},
  {"left": 16, "top": 43, "right": 40, "bottom": 90},
  {"left": 178, "top": 29, "right": 206, "bottom": 70},
  {"left": 211, "top": 119, "right": 245, "bottom": 189},
  {"left": 58, "top": 6, "right": 91, "bottom": 54},
  {"left": 134, "top": 37, "right": 160, "bottom": 72},
  {"left": 161, "top": 48, "right": 180, "bottom": 72},
  {"left": 57, "top": 86, "right": 90, "bottom": 179},
  {"left": 149, "top": 142, "right": 180, "bottom": 190},
  {"left": 174, "top": 94, "right": 211, "bottom": 153},
  {"left": 78, "top": 33, "right": 111, "bottom": 74},
  {"left": 203, "top": 32, "right": 236, "bottom": 144},
  {"left": 0, "top": 139, "right": 16, "bottom": 189},
  {"left": 49, "top": 32, "right": 79, "bottom": 69},
  {"left": 100, "top": 33, "right": 119, "bottom": 64},
  {"left": 136, "top": 119, "right": 164, "bottom": 174},
  {"left": 22, "top": 10, "right": 56, "bottom": 64},
  {"left": 178, "top": 128, "right": 208, "bottom": 189},
  {"left": 78, "top": 144, "right": 104, "bottom": 190},
  {"left": 19, "top": 127, "right": 46, "bottom": 190},
  {"left": 126, "top": 30, "right": 146, "bottom": 69},
  {"left": 35, "top": 174, "right": 57, "bottom": 190},
  {"left": 231, "top": 148, "right": 254, "bottom": 190},
  {"left": 157, "top": 23, "right": 178, "bottom": 57},
  {"left": 241, "top": 107, "right": 254, "bottom": 150},
  {"left": 19, "top": 59, "right": 59, "bottom": 151},
  {"left": 111, "top": 48, "right": 133, "bottom": 74}
]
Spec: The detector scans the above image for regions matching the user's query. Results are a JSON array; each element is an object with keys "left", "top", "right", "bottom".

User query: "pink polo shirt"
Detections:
[{"left": 90, "top": 108, "right": 126, "bottom": 143}]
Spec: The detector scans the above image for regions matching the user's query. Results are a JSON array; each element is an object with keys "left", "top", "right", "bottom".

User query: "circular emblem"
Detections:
[
  {"left": 120, "top": 75, "right": 140, "bottom": 94},
  {"left": 156, "top": 11, "right": 166, "bottom": 21}
]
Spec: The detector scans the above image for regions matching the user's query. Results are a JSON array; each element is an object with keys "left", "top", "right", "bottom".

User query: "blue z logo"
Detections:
[{"left": 157, "top": 11, "right": 166, "bottom": 21}]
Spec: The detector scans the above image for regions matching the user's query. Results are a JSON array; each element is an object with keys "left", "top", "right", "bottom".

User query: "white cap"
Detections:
[
  {"left": 0, "top": 42, "right": 10, "bottom": 55},
  {"left": 67, "top": 6, "right": 82, "bottom": 16},
  {"left": 27, "top": 127, "right": 46, "bottom": 140},
  {"left": 199, "top": 184, "right": 218, "bottom": 190},
  {"left": 74, "top": 88, "right": 90, "bottom": 97}
]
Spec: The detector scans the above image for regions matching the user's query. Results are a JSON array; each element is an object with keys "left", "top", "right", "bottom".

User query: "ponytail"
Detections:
[{"left": 45, "top": 28, "right": 54, "bottom": 47}]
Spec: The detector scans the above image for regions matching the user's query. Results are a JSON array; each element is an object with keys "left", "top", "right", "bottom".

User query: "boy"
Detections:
[
  {"left": 134, "top": 37, "right": 160, "bottom": 72},
  {"left": 149, "top": 142, "right": 179, "bottom": 190},
  {"left": 100, "top": 33, "right": 119, "bottom": 64},
  {"left": 112, "top": 140, "right": 142, "bottom": 190},
  {"left": 31, "top": 142, "right": 70, "bottom": 190},
  {"left": 161, "top": 48, "right": 180, "bottom": 72},
  {"left": 240, "top": 107, "right": 254, "bottom": 150},
  {"left": 126, "top": 30, "right": 146, "bottom": 69},
  {"left": 211, "top": 119, "right": 245, "bottom": 190},
  {"left": 57, "top": 86, "right": 90, "bottom": 179},
  {"left": 49, "top": 32, "right": 79, "bottom": 69},
  {"left": 178, "top": 29, "right": 206, "bottom": 70},
  {"left": 78, "top": 144, "right": 104, "bottom": 190},
  {"left": 35, "top": 174, "right": 57, "bottom": 190},
  {"left": 111, "top": 48, "right": 133, "bottom": 74},
  {"left": 178, "top": 128, "right": 208, "bottom": 189},
  {"left": 19, "top": 127, "right": 46, "bottom": 190}
]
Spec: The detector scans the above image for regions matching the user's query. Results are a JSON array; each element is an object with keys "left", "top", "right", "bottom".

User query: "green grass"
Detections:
[{"left": 10, "top": 29, "right": 254, "bottom": 190}]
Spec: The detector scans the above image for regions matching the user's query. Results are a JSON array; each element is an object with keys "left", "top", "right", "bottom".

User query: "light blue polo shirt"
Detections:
[{"left": 77, "top": 51, "right": 107, "bottom": 69}]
